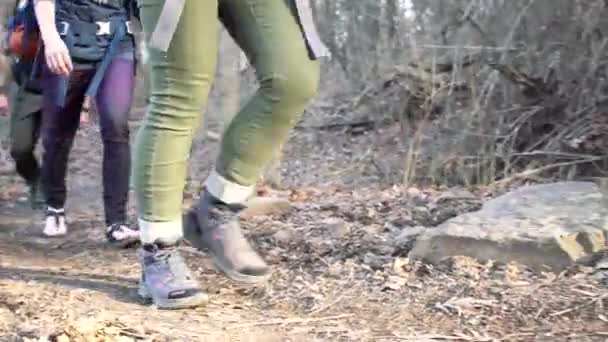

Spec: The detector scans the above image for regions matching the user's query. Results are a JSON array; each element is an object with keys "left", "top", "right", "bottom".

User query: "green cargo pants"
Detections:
[
  {"left": 134, "top": 0, "right": 321, "bottom": 242},
  {"left": 8, "top": 80, "right": 43, "bottom": 185}
]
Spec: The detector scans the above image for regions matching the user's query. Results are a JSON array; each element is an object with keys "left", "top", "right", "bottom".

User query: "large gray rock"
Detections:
[{"left": 409, "top": 182, "right": 608, "bottom": 270}]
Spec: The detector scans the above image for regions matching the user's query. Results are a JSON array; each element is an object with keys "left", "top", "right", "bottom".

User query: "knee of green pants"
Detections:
[
  {"left": 259, "top": 60, "right": 320, "bottom": 108},
  {"left": 145, "top": 52, "right": 214, "bottom": 130},
  {"left": 217, "top": 60, "right": 320, "bottom": 186}
]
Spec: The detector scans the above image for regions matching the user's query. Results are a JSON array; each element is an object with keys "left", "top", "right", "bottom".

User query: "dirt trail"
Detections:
[{"left": 1, "top": 124, "right": 607, "bottom": 341}]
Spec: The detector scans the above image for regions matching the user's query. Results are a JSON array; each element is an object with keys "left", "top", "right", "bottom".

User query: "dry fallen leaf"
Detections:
[
  {"left": 392, "top": 257, "right": 410, "bottom": 276},
  {"left": 382, "top": 275, "right": 408, "bottom": 291}
]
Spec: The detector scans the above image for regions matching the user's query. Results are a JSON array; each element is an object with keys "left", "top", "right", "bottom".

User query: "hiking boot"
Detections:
[
  {"left": 43, "top": 207, "right": 67, "bottom": 237},
  {"left": 106, "top": 223, "right": 140, "bottom": 248},
  {"left": 184, "top": 190, "right": 271, "bottom": 284},
  {"left": 138, "top": 242, "right": 208, "bottom": 309}
]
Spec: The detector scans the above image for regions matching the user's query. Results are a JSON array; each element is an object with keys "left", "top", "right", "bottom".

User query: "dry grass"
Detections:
[{"left": 295, "top": 0, "right": 608, "bottom": 188}]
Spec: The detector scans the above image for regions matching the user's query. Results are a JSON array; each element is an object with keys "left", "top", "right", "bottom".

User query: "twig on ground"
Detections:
[
  {"left": 500, "top": 332, "right": 535, "bottom": 340},
  {"left": 226, "top": 313, "right": 353, "bottom": 330},
  {"left": 550, "top": 292, "right": 608, "bottom": 317},
  {"left": 571, "top": 288, "right": 598, "bottom": 297},
  {"left": 393, "top": 333, "right": 491, "bottom": 341},
  {"left": 308, "top": 274, "right": 358, "bottom": 317},
  {"left": 495, "top": 157, "right": 605, "bottom": 187},
  {"left": 308, "top": 285, "right": 355, "bottom": 317}
]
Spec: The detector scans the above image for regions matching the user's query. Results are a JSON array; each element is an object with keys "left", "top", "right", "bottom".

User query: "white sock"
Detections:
[
  {"left": 138, "top": 217, "right": 183, "bottom": 245},
  {"left": 203, "top": 170, "right": 254, "bottom": 205}
]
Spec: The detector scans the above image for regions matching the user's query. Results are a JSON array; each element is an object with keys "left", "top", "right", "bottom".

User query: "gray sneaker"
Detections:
[
  {"left": 138, "top": 243, "right": 208, "bottom": 309},
  {"left": 183, "top": 190, "right": 272, "bottom": 284}
]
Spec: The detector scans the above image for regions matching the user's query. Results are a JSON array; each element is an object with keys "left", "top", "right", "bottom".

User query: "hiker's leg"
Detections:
[
  {"left": 133, "top": 0, "right": 218, "bottom": 309},
  {"left": 95, "top": 52, "right": 134, "bottom": 226},
  {"left": 181, "top": 0, "right": 320, "bottom": 284},
  {"left": 40, "top": 69, "right": 91, "bottom": 211},
  {"left": 8, "top": 82, "right": 43, "bottom": 185},
  {"left": 134, "top": 0, "right": 219, "bottom": 243},
  {"left": 207, "top": 0, "right": 320, "bottom": 201}
]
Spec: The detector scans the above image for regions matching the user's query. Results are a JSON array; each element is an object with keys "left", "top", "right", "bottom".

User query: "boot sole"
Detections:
[
  {"left": 183, "top": 211, "right": 272, "bottom": 285},
  {"left": 108, "top": 237, "right": 141, "bottom": 249},
  {"left": 209, "top": 254, "right": 272, "bottom": 284},
  {"left": 42, "top": 229, "right": 67, "bottom": 238},
  {"left": 138, "top": 284, "right": 208, "bottom": 310}
]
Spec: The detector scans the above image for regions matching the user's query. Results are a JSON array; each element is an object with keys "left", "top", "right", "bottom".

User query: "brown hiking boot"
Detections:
[{"left": 183, "top": 190, "right": 271, "bottom": 284}]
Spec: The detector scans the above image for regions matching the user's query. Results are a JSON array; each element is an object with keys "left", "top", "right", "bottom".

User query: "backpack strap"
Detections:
[
  {"left": 292, "top": 0, "right": 329, "bottom": 59},
  {"left": 49, "top": 19, "right": 131, "bottom": 107},
  {"left": 5, "top": 0, "right": 44, "bottom": 92},
  {"left": 84, "top": 19, "right": 128, "bottom": 98},
  {"left": 50, "top": 21, "right": 74, "bottom": 107},
  {"left": 148, "top": 0, "right": 185, "bottom": 52},
  {"left": 21, "top": 0, "right": 38, "bottom": 56}
]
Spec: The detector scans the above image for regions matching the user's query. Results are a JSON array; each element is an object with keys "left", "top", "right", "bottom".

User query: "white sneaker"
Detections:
[{"left": 43, "top": 207, "right": 67, "bottom": 237}]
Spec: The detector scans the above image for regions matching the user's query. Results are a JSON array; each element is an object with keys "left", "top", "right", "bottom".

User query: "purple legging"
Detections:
[{"left": 40, "top": 52, "right": 135, "bottom": 225}]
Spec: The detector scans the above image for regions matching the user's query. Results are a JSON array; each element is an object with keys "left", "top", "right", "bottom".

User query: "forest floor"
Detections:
[{"left": 0, "top": 117, "right": 607, "bottom": 342}]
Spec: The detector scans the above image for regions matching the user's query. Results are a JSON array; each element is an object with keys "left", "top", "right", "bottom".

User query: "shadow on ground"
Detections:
[{"left": 0, "top": 266, "right": 140, "bottom": 305}]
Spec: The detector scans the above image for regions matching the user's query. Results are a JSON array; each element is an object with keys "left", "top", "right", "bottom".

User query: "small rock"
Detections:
[
  {"left": 382, "top": 275, "right": 408, "bottom": 291},
  {"left": 322, "top": 217, "right": 351, "bottom": 238},
  {"left": 364, "top": 252, "right": 390, "bottom": 270},
  {"left": 406, "top": 187, "right": 423, "bottom": 197},
  {"left": 593, "top": 257, "right": 608, "bottom": 284},
  {"left": 467, "top": 317, "right": 482, "bottom": 326},
  {"left": 361, "top": 224, "right": 383, "bottom": 236},
  {"left": 273, "top": 230, "right": 294, "bottom": 244},
  {"left": 444, "top": 297, "right": 497, "bottom": 314},
  {"left": 374, "top": 243, "right": 396, "bottom": 256},
  {"left": 413, "top": 206, "right": 428, "bottom": 215},
  {"left": 595, "top": 257, "right": 608, "bottom": 270},
  {"left": 308, "top": 236, "right": 324, "bottom": 248},
  {"left": 327, "top": 263, "right": 342, "bottom": 278},
  {"left": 55, "top": 334, "right": 71, "bottom": 342}
]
